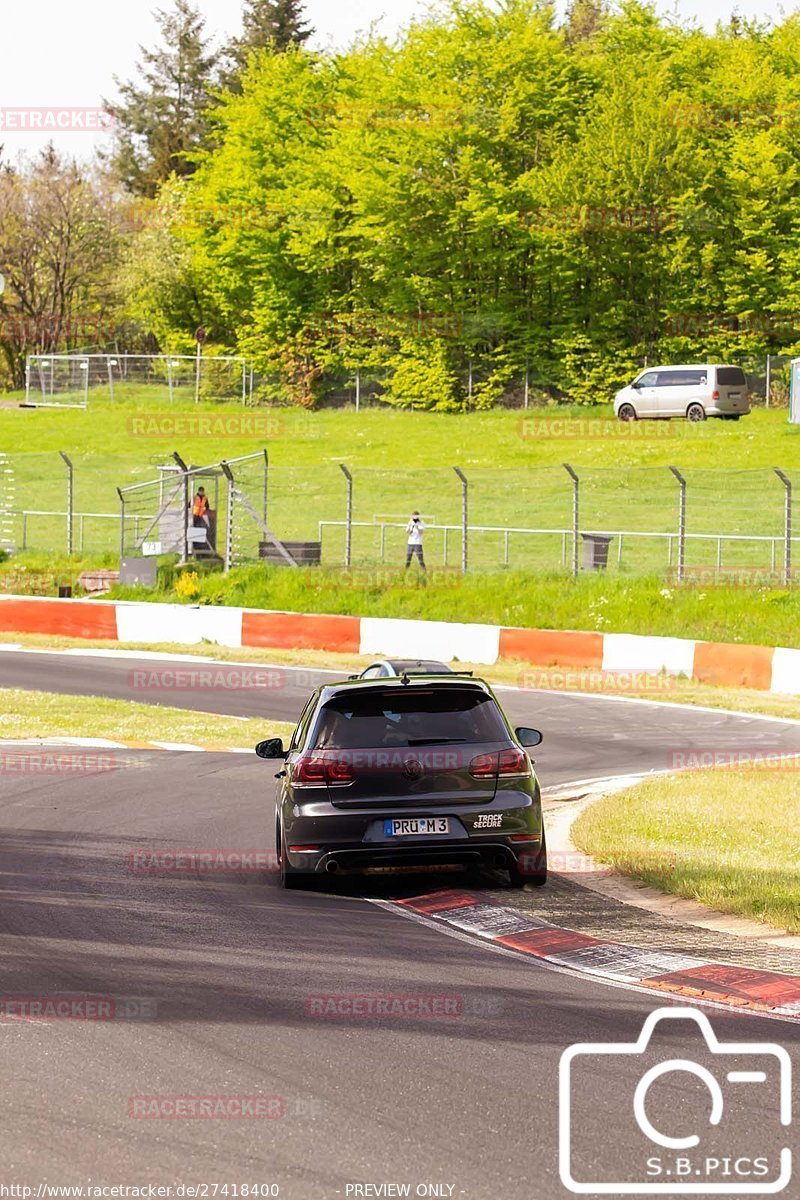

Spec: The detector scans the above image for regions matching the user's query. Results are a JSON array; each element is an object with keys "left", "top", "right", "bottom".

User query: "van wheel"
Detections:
[
  {"left": 686, "top": 403, "right": 706, "bottom": 422},
  {"left": 617, "top": 403, "right": 637, "bottom": 422}
]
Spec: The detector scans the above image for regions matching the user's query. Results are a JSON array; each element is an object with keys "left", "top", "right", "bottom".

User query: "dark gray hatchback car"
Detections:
[{"left": 256, "top": 675, "right": 546, "bottom": 889}]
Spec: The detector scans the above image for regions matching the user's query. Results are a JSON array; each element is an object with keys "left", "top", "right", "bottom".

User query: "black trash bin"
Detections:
[{"left": 581, "top": 533, "right": 613, "bottom": 570}]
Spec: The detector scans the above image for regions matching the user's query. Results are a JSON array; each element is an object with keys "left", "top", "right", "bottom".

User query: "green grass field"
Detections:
[
  {"left": 0, "top": 687, "right": 293, "bottom": 748},
  {"left": 572, "top": 769, "right": 800, "bottom": 934},
  {"left": 1, "top": 388, "right": 798, "bottom": 575}
]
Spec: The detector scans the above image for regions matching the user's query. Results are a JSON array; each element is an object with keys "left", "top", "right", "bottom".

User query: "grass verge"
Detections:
[
  {"left": 0, "top": 688, "right": 294, "bottom": 749},
  {"left": 103, "top": 565, "right": 800, "bottom": 649},
  {"left": 572, "top": 769, "right": 800, "bottom": 934}
]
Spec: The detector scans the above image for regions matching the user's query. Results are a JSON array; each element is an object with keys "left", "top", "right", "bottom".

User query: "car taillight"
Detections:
[
  {"left": 293, "top": 756, "right": 328, "bottom": 785},
  {"left": 497, "top": 748, "right": 530, "bottom": 776},
  {"left": 711, "top": 389, "right": 720, "bottom": 400},
  {"left": 469, "top": 749, "right": 530, "bottom": 778},
  {"left": 293, "top": 755, "right": 354, "bottom": 787},
  {"left": 469, "top": 752, "right": 497, "bottom": 778},
  {"left": 327, "top": 756, "right": 355, "bottom": 785}
]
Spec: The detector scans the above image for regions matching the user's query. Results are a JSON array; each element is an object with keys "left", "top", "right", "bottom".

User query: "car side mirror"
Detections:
[
  {"left": 515, "top": 727, "right": 543, "bottom": 748},
  {"left": 631, "top": 380, "right": 642, "bottom": 390},
  {"left": 255, "top": 737, "right": 285, "bottom": 759}
]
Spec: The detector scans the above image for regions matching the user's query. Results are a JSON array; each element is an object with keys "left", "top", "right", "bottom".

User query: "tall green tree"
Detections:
[
  {"left": 222, "top": 0, "right": 314, "bottom": 92},
  {"left": 240, "top": 0, "right": 312, "bottom": 51},
  {"left": 106, "top": 0, "right": 218, "bottom": 196}
]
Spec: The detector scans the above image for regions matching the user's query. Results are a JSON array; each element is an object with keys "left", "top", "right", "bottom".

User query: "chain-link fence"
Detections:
[
  {"left": 1, "top": 451, "right": 798, "bottom": 582},
  {"left": 25, "top": 354, "right": 252, "bottom": 408}
]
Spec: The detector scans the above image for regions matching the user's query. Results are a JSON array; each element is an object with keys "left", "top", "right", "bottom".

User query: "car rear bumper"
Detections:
[
  {"left": 312, "top": 837, "right": 543, "bottom": 875},
  {"left": 706, "top": 401, "right": 751, "bottom": 415},
  {"left": 281, "top": 791, "right": 544, "bottom": 876}
]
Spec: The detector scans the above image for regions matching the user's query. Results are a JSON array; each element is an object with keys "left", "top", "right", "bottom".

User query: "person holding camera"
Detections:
[{"left": 405, "top": 511, "right": 426, "bottom": 570}]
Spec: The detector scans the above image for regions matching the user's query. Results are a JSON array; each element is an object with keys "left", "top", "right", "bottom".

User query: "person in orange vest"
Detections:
[{"left": 192, "top": 487, "right": 210, "bottom": 529}]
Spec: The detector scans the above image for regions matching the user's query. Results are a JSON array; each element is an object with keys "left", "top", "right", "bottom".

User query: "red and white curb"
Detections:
[{"left": 383, "top": 889, "right": 800, "bottom": 1023}]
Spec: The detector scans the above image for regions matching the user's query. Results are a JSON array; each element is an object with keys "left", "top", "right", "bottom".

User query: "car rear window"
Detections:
[
  {"left": 717, "top": 367, "right": 746, "bottom": 385},
  {"left": 312, "top": 688, "right": 508, "bottom": 749}
]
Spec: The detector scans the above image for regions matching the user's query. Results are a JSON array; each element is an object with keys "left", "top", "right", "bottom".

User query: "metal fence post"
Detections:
[
  {"left": 173, "top": 452, "right": 190, "bottom": 564},
  {"left": 454, "top": 467, "right": 468, "bottom": 572},
  {"left": 669, "top": 466, "right": 686, "bottom": 582},
  {"left": 221, "top": 461, "right": 235, "bottom": 573},
  {"left": 774, "top": 468, "right": 792, "bottom": 585},
  {"left": 117, "top": 487, "right": 125, "bottom": 559},
  {"left": 563, "top": 463, "right": 579, "bottom": 578},
  {"left": 59, "top": 452, "right": 73, "bottom": 555},
  {"left": 263, "top": 449, "right": 269, "bottom": 529},
  {"left": 340, "top": 464, "right": 353, "bottom": 567}
]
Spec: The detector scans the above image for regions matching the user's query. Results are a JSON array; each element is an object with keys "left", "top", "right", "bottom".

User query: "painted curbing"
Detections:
[
  {"left": 0, "top": 594, "right": 798, "bottom": 697},
  {"left": 391, "top": 890, "right": 800, "bottom": 1021}
]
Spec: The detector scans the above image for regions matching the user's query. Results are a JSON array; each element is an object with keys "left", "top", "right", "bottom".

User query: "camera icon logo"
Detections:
[{"left": 559, "top": 1007, "right": 792, "bottom": 1194}]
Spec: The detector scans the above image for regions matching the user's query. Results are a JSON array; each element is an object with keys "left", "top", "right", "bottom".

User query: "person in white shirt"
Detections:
[{"left": 405, "top": 511, "right": 426, "bottom": 570}]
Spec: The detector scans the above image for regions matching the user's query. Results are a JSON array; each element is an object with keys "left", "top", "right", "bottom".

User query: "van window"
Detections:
[
  {"left": 636, "top": 372, "right": 659, "bottom": 387},
  {"left": 717, "top": 367, "right": 746, "bottom": 385},
  {"left": 655, "top": 369, "right": 707, "bottom": 387}
]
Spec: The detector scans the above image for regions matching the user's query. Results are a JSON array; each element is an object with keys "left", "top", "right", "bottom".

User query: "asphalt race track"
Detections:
[
  {"left": 3, "top": 646, "right": 800, "bottom": 787},
  {"left": 0, "top": 648, "right": 798, "bottom": 1196}
]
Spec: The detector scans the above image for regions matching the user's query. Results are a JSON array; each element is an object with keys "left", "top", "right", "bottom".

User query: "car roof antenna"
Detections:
[{"left": 401, "top": 671, "right": 411, "bottom": 686}]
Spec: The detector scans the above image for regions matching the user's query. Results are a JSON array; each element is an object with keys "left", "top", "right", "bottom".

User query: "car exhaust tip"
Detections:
[{"left": 325, "top": 860, "right": 339, "bottom": 874}]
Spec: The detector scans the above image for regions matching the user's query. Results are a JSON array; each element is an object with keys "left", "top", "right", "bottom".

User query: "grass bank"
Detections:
[
  {"left": 0, "top": 688, "right": 293, "bottom": 748},
  {"left": 103, "top": 563, "right": 800, "bottom": 649},
  {"left": 572, "top": 769, "right": 800, "bottom": 934}
]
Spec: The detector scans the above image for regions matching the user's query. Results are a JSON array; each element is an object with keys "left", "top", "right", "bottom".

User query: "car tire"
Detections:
[
  {"left": 686, "top": 403, "right": 706, "bottom": 422},
  {"left": 508, "top": 833, "right": 547, "bottom": 889},
  {"left": 617, "top": 403, "right": 637, "bottom": 422},
  {"left": 277, "top": 822, "right": 305, "bottom": 890}
]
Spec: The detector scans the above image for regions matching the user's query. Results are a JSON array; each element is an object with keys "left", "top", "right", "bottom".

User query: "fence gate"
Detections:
[{"left": 118, "top": 450, "right": 296, "bottom": 570}]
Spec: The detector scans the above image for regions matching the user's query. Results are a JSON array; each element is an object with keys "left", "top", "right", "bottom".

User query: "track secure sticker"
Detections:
[{"left": 473, "top": 813, "right": 503, "bottom": 829}]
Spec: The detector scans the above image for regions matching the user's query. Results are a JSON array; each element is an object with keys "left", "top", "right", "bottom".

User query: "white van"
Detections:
[{"left": 614, "top": 364, "right": 750, "bottom": 422}]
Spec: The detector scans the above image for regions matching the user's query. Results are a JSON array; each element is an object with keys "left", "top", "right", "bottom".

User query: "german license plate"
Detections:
[{"left": 384, "top": 818, "right": 449, "bottom": 837}]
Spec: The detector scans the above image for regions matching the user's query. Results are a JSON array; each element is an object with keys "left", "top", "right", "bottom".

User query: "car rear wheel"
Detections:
[
  {"left": 617, "top": 403, "right": 637, "bottom": 422},
  {"left": 686, "top": 402, "right": 706, "bottom": 422},
  {"left": 277, "top": 821, "right": 304, "bottom": 889},
  {"left": 508, "top": 832, "right": 547, "bottom": 889}
]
